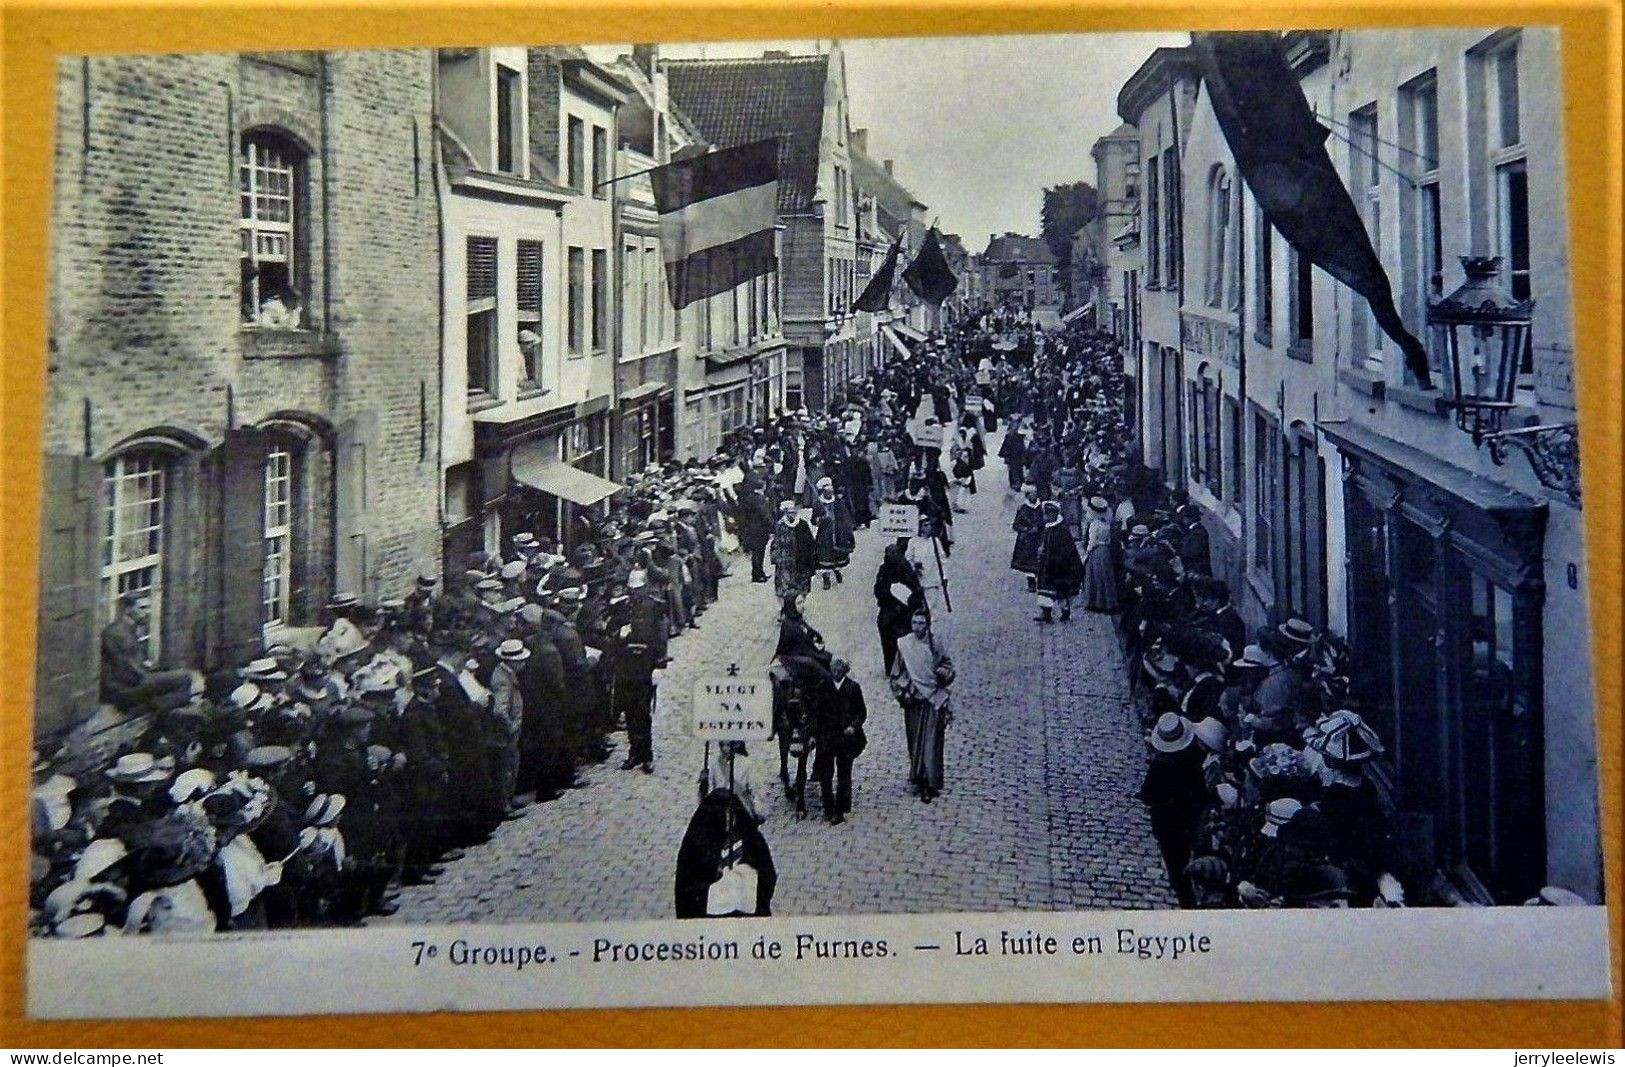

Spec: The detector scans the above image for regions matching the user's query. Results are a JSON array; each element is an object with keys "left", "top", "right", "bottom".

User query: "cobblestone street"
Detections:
[{"left": 388, "top": 436, "right": 1175, "bottom": 925}]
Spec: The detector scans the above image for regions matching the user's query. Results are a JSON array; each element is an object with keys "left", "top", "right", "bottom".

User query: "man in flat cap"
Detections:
[{"left": 100, "top": 591, "right": 198, "bottom": 714}]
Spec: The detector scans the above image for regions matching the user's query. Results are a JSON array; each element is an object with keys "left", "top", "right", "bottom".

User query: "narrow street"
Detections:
[{"left": 388, "top": 435, "right": 1174, "bottom": 925}]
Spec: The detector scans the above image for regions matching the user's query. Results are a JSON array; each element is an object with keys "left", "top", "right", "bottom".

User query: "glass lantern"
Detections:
[{"left": 1427, "top": 255, "right": 1534, "bottom": 443}]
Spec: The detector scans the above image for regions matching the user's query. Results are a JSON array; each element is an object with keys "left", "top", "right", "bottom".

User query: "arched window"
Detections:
[
  {"left": 1205, "top": 165, "right": 1233, "bottom": 308},
  {"left": 101, "top": 449, "right": 172, "bottom": 660},
  {"left": 240, "top": 130, "right": 308, "bottom": 327},
  {"left": 262, "top": 443, "right": 294, "bottom": 627}
]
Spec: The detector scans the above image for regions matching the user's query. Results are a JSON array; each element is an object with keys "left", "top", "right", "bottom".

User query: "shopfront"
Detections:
[{"left": 1326, "top": 423, "right": 1547, "bottom": 905}]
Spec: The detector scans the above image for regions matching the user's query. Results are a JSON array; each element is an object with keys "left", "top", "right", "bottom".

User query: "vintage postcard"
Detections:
[{"left": 24, "top": 26, "right": 1612, "bottom": 1018}]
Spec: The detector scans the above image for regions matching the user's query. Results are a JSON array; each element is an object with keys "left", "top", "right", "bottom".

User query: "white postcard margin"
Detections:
[{"left": 28, "top": 905, "right": 1613, "bottom": 1018}]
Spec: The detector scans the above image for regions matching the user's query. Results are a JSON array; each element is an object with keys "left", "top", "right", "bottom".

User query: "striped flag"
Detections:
[{"left": 651, "top": 137, "right": 782, "bottom": 311}]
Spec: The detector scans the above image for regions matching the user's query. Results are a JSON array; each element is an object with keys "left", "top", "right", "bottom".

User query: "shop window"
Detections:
[
  {"left": 240, "top": 131, "right": 307, "bottom": 328},
  {"left": 1251, "top": 409, "right": 1279, "bottom": 575}
]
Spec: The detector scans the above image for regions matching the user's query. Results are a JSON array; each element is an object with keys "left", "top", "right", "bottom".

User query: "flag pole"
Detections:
[{"left": 592, "top": 135, "right": 783, "bottom": 192}]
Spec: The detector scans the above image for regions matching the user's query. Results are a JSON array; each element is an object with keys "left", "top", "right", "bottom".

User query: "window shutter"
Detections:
[
  {"left": 334, "top": 412, "right": 377, "bottom": 601},
  {"left": 213, "top": 427, "right": 270, "bottom": 668},
  {"left": 517, "top": 240, "right": 543, "bottom": 315},
  {"left": 467, "top": 236, "right": 498, "bottom": 305},
  {"left": 36, "top": 454, "right": 102, "bottom": 740}
]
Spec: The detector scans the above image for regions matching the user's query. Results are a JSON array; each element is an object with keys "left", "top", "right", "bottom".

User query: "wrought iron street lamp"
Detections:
[
  {"left": 1428, "top": 254, "right": 1582, "bottom": 504},
  {"left": 1428, "top": 255, "right": 1532, "bottom": 444}
]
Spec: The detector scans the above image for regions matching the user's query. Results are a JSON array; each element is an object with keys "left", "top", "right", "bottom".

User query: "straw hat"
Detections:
[
  {"left": 106, "top": 753, "right": 173, "bottom": 785},
  {"left": 1260, "top": 797, "right": 1304, "bottom": 837},
  {"left": 1149, "top": 712, "right": 1196, "bottom": 754},
  {"left": 73, "top": 838, "right": 128, "bottom": 882}
]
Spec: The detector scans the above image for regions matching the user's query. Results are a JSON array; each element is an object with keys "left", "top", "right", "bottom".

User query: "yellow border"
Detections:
[{"left": 1, "top": 0, "right": 1619, "bottom": 1047}]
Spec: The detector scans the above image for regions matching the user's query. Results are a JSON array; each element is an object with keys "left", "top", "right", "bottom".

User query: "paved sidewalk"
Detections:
[{"left": 387, "top": 435, "right": 1174, "bottom": 924}]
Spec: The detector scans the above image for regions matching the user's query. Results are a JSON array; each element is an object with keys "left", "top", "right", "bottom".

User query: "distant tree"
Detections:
[
  {"left": 1041, "top": 181, "right": 1100, "bottom": 305},
  {"left": 1041, "top": 181, "right": 1101, "bottom": 263}
]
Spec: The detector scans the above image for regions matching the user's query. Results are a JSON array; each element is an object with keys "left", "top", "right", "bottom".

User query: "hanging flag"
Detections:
[
  {"left": 650, "top": 137, "right": 781, "bottom": 310},
  {"left": 902, "top": 228, "right": 958, "bottom": 305},
  {"left": 1191, "top": 31, "right": 1433, "bottom": 388},
  {"left": 853, "top": 234, "right": 903, "bottom": 313}
]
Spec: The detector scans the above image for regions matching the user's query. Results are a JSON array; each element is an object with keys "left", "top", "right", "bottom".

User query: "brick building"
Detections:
[{"left": 40, "top": 51, "right": 441, "bottom": 737}]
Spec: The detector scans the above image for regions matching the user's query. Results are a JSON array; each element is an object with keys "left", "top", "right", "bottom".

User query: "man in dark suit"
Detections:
[
  {"left": 811, "top": 658, "right": 867, "bottom": 824},
  {"left": 736, "top": 479, "right": 775, "bottom": 583},
  {"left": 100, "top": 591, "right": 196, "bottom": 713},
  {"left": 607, "top": 571, "right": 668, "bottom": 773}
]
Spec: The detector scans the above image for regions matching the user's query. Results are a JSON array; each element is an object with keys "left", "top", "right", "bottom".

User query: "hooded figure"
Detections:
[{"left": 673, "top": 790, "right": 777, "bottom": 918}]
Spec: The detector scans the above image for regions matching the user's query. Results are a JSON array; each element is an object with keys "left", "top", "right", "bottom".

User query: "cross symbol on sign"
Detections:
[{"left": 726, "top": 663, "right": 741, "bottom": 677}]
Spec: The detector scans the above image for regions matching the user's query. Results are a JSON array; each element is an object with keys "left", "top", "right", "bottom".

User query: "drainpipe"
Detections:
[
  {"left": 609, "top": 106, "right": 625, "bottom": 480},
  {"left": 430, "top": 52, "right": 448, "bottom": 570}
]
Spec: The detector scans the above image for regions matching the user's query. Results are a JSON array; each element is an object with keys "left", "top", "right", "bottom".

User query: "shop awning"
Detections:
[
  {"left": 892, "top": 323, "right": 928, "bottom": 343},
  {"left": 510, "top": 453, "right": 623, "bottom": 507},
  {"left": 618, "top": 381, "right": 671, "bottom": 405},
  {"left": 881, "top": 325, "right": 912, "bottom": 361},
  {"left": 1061, "top": 303, "right": 1094, "bottom": 325}
]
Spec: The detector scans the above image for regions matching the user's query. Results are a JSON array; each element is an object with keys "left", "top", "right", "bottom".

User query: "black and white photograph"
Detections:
[{"left": 26, "top": 26, "right": 1610, "bottom": 1016}]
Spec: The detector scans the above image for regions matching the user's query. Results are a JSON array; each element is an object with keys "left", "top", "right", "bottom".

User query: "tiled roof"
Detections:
[
  {"left": 983, "top": 233, "right": 1057, "bottom": 263},
  {"left": 665, "top": 54, "right": 829, "bottom": 212},
  {"left": 851, "top": 145, "right": 918, "bottom": 238}
]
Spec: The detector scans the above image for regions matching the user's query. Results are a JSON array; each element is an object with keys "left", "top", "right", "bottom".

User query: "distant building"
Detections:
[
  {"left": 1089, "top": 121, "right": 1142, "bottom": 338},
  {"left": 979, "top": 232, "right": 1063, "bottom": 315},
  {"left": 850, "top": 135, "right": 931, "bottom": 396}
]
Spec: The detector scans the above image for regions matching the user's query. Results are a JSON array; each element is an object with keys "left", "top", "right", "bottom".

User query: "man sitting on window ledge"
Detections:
[{"left": 100, "top": 591, "right": 201, "bottom": 715}]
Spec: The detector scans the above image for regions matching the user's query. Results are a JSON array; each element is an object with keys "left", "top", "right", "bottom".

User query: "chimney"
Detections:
[
  {"left": 882, "top": 159, "right": 893, "bottom": 176},
  {"left": 632, "top": 44, "right": 658, "bottom": 78},
  {"left": 851, "top": 127, "right": 868, "bottom": 153}
]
